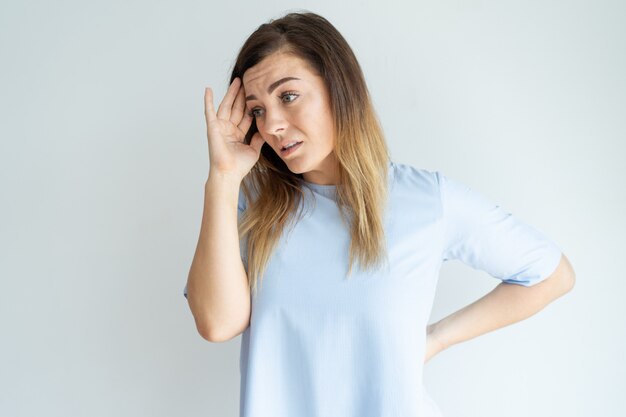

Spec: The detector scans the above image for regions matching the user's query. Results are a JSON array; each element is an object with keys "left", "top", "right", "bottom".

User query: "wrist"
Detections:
[
  {"left": 207, "top": 170, "right": 243, "bottom": 187},
  {"left": 427, "top": 322, "right": 450, "bottom": 350}
]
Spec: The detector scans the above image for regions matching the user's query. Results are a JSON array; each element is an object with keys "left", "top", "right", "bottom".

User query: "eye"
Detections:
[
  {"left": 281, "top": 91, "right": 299, "bottom": 103},
  {"left": 247, "top": 108, "right": 260, "bottom": 118},
  {"left": 247, "top": 91, "right": 299, "bottom": 118}
]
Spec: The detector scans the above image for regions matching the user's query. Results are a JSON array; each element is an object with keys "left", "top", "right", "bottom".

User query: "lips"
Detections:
[
  {"left": 281, "top": 141, "right": 303, "bottom": 151},
  {"left": 280, "top": 141, "right": 303, "bottom": 156}
]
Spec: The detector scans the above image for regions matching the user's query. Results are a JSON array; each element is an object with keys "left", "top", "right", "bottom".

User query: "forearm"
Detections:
[
  {"left": 429, "top": 257, "right": 574, "bottom": 349},
  {"left": 187, "top": 172, "right": 250, "bottom": 342}
]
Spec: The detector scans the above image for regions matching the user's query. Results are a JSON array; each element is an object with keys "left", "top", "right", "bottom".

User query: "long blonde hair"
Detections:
[{"left": 231, "top": 11, "right": 391, "bottom": 296}]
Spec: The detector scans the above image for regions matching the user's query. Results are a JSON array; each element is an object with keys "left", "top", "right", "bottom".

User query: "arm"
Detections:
[
  {"left": 425, "top": 253, "right": 575, "bottom": 362},
  {"left": 186, "top": 171, "right": 251, "bottom": 343}
]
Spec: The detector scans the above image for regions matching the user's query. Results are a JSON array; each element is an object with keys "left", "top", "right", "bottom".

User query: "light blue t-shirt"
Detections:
[{"left": 184, "top": 161, "right": 562, "bottom": 417}]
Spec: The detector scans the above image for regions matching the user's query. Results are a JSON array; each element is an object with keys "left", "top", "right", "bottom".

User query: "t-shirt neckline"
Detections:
[{"left": 301, "top": 161, "right": 395, "bottom": 197}]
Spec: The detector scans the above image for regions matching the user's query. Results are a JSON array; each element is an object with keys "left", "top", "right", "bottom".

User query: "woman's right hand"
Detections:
[{"left": 204, "top": 77, "right": 265, "bottom": 181}]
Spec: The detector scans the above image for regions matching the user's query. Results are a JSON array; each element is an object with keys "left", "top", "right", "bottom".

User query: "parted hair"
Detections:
[{"left": 231, "top": 10, "right": 391, "bottom": 296}]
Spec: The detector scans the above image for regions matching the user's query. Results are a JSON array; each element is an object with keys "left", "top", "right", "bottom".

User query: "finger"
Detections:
[
  {"left": 230, "top": 83, "right": 246, "bottom": 125},
  {"left": 237, "top": 109, "right": 254, "bottom": 139},
  {"left": 204, "top": 87, "right": 217, "bottom": 123},
  {"left": 216, "top": 77, "right": 241, "bottom": 121},
  {"left": 248, "top": 132, "right": 266, "bottom": 155}
]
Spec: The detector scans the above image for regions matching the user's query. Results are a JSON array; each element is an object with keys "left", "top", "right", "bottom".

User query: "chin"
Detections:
[
  {"left": 283, "top": 157, "right": 309, "bottom": 172},
  {"left": 285, "top": 164, "right": 306, "bottom": 175}
]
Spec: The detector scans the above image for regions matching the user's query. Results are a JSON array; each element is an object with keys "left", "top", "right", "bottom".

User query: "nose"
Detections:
[{"left": 260, "top": 107, "right": 288, "bottom": 136}]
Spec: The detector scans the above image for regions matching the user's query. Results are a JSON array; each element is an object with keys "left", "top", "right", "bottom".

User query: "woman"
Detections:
[{"left": 184, "top": 11, "right": 576, "bottom": 417}]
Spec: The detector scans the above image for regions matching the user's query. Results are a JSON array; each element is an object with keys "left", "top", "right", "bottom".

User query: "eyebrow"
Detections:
[{"left": 245, "top": 77, "right": 301, "bottom": 101}]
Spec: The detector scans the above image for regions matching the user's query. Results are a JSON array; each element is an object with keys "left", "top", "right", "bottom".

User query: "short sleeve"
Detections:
[
  {"left": 183, "top": 184, "right": 248, "bottom": 299},
  {"left": 437, "top": 171, "right": 562, "bottom": 287}
]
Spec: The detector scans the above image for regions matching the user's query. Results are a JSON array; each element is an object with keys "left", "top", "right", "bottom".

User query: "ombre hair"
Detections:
[{"left": 231, "top": 11, "right": 391, "bottom": 296}]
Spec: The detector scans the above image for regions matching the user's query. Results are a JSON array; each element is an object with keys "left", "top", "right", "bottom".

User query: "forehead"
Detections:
[{"left": 242, "top": 53, "right": 315, "bottom": 88}]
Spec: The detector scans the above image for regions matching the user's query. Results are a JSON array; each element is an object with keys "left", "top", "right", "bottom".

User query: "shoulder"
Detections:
[
  {"left": 388, "top": 162, "right": 443, "bottom": 214},
  {"left": 392, "top": 164, "right": 476, "bottom": 203},
  {"left": 386, "top": 162, "right": 443, "bottom": 223},
  {"left": 390, "top": 161, "right": 440, "bottom": 194}
]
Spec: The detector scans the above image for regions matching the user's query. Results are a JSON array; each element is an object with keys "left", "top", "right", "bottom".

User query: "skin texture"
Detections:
[{"left": 242, "top": 52, "right": 341, "bottom": 185}]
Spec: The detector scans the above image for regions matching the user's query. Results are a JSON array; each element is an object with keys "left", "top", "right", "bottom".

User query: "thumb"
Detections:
[{"left": 249, "top": 132, "right": 266, "bottom": 155}]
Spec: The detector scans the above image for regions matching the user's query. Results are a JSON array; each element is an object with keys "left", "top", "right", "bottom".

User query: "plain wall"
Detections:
[{"left": 1, "top": 1, "right": 624, "bottom": 416}]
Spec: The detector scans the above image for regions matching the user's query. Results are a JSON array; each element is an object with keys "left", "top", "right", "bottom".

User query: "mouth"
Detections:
[{"left": 280, "top": 141, "right": 303, "bottom": 156}]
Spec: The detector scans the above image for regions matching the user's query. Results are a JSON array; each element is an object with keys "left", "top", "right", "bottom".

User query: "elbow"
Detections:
[
  {"left": 564, "top": 269, "right": 576, "bottom": 293},
  {"left": 200, "top": 326, "right": 243, "bottom": 343},
  {"left": 561, "top": 254, "right": 576, "bottom": 293},
  {"left": 538, "top": 253, "right": 576, "bottom": 297},
  {"left": 196, "top": 312, "right": 250, "bottom": 343},
  {"left": 187, "top": 307, "right": 230, "bottom": 343},
  {"left": 199, "top": 326, "right": 228, "bottom": 343},
  {"left": 194, "top": 316, "right": 229, "bottom": 343},
  {"left": 185, "top": 284, "right": 251, "bottom": 343},
  {"left": 554, "top": 253, "right": 576, "bottom": 295}
]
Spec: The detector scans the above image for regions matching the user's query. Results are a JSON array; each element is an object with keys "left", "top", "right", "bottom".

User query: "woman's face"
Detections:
[{"left": 243, "top": 52, "right": 339, "bottom": 185}]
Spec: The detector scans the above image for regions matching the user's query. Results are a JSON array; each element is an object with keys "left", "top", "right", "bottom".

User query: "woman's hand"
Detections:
[
  {"left": 204, "top": 77, "right": 266, "bottom": 181},
  {"left": 424, "top": 324, "right": 447, "bottom": 364}
]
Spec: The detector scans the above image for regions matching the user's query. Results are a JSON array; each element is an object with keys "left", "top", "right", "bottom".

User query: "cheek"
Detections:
[
  {"left": 321, "top": 114, "right": 335, "bottom": 147},
  {"left": 300, "top": 99, "right": 333, "bottom": 134},
  {"left": 314, "top": 100, "right": 334, "bottom": 139},
  {"left": 255, "top": 118, "right": 269, "bottom": 136}
]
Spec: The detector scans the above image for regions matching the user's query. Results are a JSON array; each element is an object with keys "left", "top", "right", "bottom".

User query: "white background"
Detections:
[{"left": 1, "top": 1, "right": 624, "bottom": 416}]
